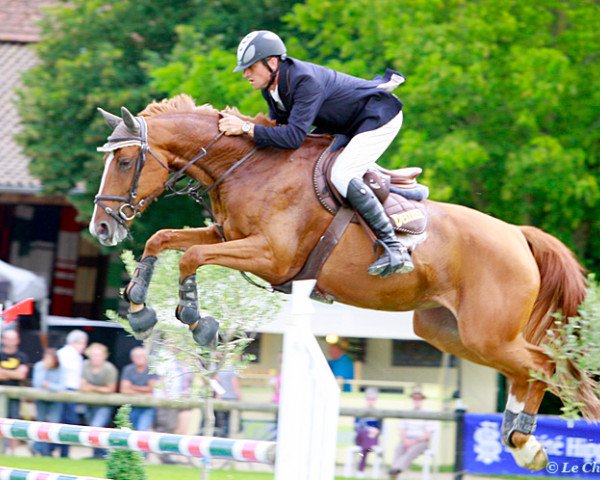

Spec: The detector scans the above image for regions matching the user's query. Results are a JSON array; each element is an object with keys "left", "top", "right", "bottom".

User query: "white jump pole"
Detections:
[{"left": 275, "top": 280, "right": 340, "bottom": 480}]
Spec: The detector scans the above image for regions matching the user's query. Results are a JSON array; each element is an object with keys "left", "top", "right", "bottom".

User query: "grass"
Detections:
[
  {"left": 0, "top": 455, "right": 276, "bottom": 479},
  {"left": 0, "top": 455, "right": 572, "bottom": 480}
]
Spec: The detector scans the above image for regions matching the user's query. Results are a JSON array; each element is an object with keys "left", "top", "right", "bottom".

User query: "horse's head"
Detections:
[
  {"left": 90, "top": 95, "right": 275, "bottom": 247},
  {"left": 89, "top": 107, "right": 170, "bottom": 246}
]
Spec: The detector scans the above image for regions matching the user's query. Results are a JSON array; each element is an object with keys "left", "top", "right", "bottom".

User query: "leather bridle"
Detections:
[{"left": 94, "top": 115, "right": 255, "bottom": 239}]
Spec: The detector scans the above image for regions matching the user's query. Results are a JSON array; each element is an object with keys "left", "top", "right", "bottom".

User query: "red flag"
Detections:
[{"left": 0, "top": 298, "right": 34, "bottom": 324}]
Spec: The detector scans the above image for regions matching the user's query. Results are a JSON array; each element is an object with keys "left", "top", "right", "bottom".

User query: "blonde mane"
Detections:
[
  {"left": 221, "top": 106, "right": 274, "bottom": 126},
  {"left": 139, "top": 94, "right": 274, "bottom": 126},
  {"left": 139, "top": 94, "right": 218, "bottom": 117}
]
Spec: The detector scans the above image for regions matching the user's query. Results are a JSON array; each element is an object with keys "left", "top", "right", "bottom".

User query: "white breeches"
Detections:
[{"left": 330, "top": 110, "right": 403, "bottom": 197}]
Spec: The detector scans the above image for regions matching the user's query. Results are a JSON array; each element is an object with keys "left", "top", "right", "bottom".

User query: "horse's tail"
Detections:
[{"left": 520, "top": 225, "right": 599, "bottom": 419}]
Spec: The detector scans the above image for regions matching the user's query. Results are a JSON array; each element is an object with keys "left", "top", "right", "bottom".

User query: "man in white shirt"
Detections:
[
  {"left": 389, "top": 386, "right": 436, "bottom": 478},
  {"left": 56, "top": 329, "right": 88, "bottom": 458}
]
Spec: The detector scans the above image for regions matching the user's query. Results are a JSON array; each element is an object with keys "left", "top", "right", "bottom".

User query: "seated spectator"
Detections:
[
  {"left": 153, "top": 350, "right": 193, "bottom": 464},
  {"left": 57, "top": 329, "right": 88, "bottom": 458},
  {"left": 353, "top": 387, "right": 383, "bottom": 475},
  {"left": 326, "top": 338, "right": 354, "bottom": 392},
  {"left": 389, "top": 386, "right": 436, "bottom": 479},
  {"left": 31, "top": 348, "right": 64, "bottom": 456},
  {"left": 269, "top": 352, "right": 282, "bottom": 405},
  {"left": 214, "top": 363, "right": 242, "bottom": 438},
  {"left": 0, "top": 329, "right": 30, "bottom": 454},
  {"left": 80, "top": 342, "right": 118, "bottom": 459},
  {"left": 119, "top": 347, "right": 158, "bottom": 431},
  {"left": 0, "top": 329, "right": 30, "bottom": 419}
]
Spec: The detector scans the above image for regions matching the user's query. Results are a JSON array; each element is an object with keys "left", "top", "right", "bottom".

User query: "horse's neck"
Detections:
[{"left": 156, "top": 115, "right": 251, "bottom": 184}]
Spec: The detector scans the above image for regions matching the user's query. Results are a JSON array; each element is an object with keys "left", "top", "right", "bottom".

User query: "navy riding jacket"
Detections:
[{"left": 252, "top": 57, "right": 403, "bottom": 150}]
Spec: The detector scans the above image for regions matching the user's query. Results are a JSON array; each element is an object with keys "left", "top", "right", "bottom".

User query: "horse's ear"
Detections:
[
  {"left": 98, "top": 108, "right": 121, "bottom": 129},
  {"left": 121, "top": 106, "right": 140, "bottom": 134}
]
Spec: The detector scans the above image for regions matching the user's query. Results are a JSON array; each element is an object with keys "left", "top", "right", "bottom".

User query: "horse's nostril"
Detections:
[{"left": 97, "top": 221, "right": 110, "bottom": 239}]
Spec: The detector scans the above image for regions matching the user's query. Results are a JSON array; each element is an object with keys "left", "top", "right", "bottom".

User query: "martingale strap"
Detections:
[{"left": 272, "top": 206, "right": 356, "bottom": 297}]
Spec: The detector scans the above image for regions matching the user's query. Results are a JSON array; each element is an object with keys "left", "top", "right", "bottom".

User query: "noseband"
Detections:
[{"left": 95, "top": 115, "right": 255, "bottom": 238}]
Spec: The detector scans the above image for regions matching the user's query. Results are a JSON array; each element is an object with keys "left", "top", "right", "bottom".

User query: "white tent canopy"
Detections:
[
  {"left": 257, "top": 297, "right": 419, "bottom": 340},
  {"left": 0, "top": 260, "right": 47, "bottom": 302}
]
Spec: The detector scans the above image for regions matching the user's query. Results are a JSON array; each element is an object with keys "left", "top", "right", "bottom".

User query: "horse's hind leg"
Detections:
[
  {"left": 415, "top": 306, "right": 550, "bottom": 469},
  {"left": 413, "top": 307, "right": 488, "bottom": 365},
  {"left": 502, "top": 350, "right": 553, "bottom": 470},
  {"left": 456, "top": 286, "right": 551, "bottom": 471}
]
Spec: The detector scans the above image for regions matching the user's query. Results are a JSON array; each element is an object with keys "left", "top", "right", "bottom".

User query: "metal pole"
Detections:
[{"left": 453, "top": 404, "right": 466, "bottom": 480}]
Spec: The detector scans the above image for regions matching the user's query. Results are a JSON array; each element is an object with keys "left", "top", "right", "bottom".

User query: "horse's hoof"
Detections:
[
  {"left": 191, "top": 316, "right": 219, "bottom": 347},
  {"left": 529, "top": 448, "right": 549, "bottom": 471},
  {"left": 509, "top": 436, "right": 548, "bottom": 471},
  {"left": 128, "top": 306, "right": 157, "bottom": 340}
]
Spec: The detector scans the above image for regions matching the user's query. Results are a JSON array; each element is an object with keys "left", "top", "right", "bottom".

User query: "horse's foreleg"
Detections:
[
  {"left": 126, "top": 226, "right": 223, "bottom": 304},
  {"left": 177, "top": 236, "right": 279, "bottom": 346},
  {"left": 125, "top": 226, "right": 224, "bottom": 341},
  {"left": 175, "top": 273, "right": 219, "bottom": 346}
]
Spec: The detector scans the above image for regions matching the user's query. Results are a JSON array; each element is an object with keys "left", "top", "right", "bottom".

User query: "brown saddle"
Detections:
[
  {"left": 313, "top": 144, "right": 428, "bottom": 235},
  {"left": 272, "top": 141, "right": 428, "bottom": 299}
]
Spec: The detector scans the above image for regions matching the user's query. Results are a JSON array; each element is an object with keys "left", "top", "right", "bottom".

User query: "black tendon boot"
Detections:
[{"left": 346, "top": 178, "right": 414, "bottom": 278}]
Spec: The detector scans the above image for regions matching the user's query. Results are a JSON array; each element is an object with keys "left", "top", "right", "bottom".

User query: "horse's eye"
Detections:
[{"left": 118, "top": 157, "right": 135, "bottom": 170}]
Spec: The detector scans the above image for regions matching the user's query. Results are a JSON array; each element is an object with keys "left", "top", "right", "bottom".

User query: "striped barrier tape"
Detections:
[{"left": 0, "top": 466, "right": 108, "bottom": 480}]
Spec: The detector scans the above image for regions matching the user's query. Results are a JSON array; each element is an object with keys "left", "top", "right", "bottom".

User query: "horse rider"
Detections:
[{"left": 219, "top": 30, "right": 413, "bottom": 278}]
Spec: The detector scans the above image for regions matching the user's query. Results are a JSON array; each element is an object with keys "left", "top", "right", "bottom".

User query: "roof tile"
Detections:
[
  {"left": 0, "top": 0, "right": 57, "bottom": 43},
  {"left": 0, "top": 43, "right": 40, "bottom": 192}
]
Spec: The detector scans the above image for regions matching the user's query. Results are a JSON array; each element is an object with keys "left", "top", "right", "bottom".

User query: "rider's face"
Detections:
[{"left": 243, "top": 58, "right": 278, "bottom": 90}]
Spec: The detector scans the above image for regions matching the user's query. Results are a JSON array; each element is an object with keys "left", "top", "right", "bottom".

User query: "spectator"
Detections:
[
  {"left": 327, "top": 339, "right": 354, "bottom": 392},
  {"left": 269, "top": 352, "right": 282, "bottom": 405},
  {"left": 0, "top": 329, "right": 30, "bottom": 419},
  {"left": 120, "top": 347, "right": 158, "bottom": 431},
  {"left": 266, "top": 352, "right": 282, "bottom": 441},
  {"left": 153, "top": 351, "right": 193, "bottom": 464},
  {"left": 80, "top": 343, "right": 118, "bottom": 459},
  {"left": 31, "top": 347, "right": 64, "bottom": 456},
  {"left": 57, "top": 329, "right": 88, "bottom": 458},
  {"left": 214, "top": 363, "right": 242, "bottom": 438},
  {"left": 353, "top": 387, "right": 383, "bottom": 476},
  {"left": 388, "top": 386, "right": 436, "bottom": 479}
]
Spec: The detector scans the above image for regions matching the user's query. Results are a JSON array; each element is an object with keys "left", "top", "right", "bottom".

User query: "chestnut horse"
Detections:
[{"left": 89, "top": 95, "right": 598, "bottom": 470}]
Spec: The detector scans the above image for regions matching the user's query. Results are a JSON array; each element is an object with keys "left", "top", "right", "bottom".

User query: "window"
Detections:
[
  {"left": 244, "top": 332, "right": 262, "bottom": 363},
  {"left": 391, "top": 340, "right": 457, "bottom": 367}
]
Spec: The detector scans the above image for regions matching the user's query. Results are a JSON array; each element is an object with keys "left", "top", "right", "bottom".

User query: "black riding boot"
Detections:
[{"left": 346, "top": 178, "right": 414, "bottom": 278}]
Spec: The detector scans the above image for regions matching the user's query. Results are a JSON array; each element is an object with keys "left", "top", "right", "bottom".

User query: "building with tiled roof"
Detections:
[
  {"left": 0, "top": 43, "right": 40, "bottom": 193},
  {"left": 0, "top": 0, "right": 56, "bottom": 193},
  {"left": 0, "top": 0, "right": 55, "bottom": 43},
  {"left": 0, "top": 1, "right": 114, "bottom": 324}
]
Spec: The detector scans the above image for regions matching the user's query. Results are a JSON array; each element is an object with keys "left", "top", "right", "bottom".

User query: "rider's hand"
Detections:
[{"left": 219, "top": 114, "right": 244, "bottom": 136}]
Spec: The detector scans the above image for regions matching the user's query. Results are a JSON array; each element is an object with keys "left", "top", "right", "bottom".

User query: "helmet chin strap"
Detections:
[{"left": 262, "top": 57, "right": 281, "bottom": 89}]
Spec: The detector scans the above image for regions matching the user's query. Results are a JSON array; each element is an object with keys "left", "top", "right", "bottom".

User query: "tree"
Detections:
[
  {"left": 107, "top": 248, "right": 282, "bottom": 478},
  {"left": 16, "top": 0, "right": 299, "bottom": 251},
  {"left": 284, "top": 0, "right": 600, "bottom": 270},
  {"left": 106, "top": 405, "right": 146, "bottom": 480},
  {"left": 533, "top": 276, "right": 600, "bottom": 418}
]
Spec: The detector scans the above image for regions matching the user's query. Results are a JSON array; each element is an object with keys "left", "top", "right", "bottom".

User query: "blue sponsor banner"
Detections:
[{"left": 463, "top": 413, "right": 600, "bottom": 478}]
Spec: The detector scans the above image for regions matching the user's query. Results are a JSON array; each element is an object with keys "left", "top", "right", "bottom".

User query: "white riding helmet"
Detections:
[{"left": 234, "top": 30, "right": 287, "bottom": 72}]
